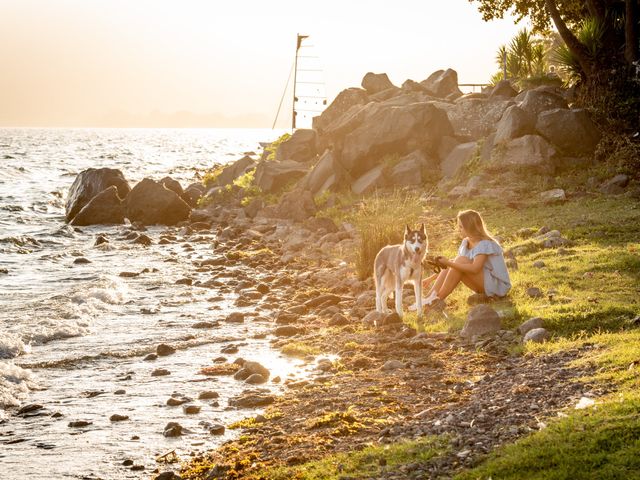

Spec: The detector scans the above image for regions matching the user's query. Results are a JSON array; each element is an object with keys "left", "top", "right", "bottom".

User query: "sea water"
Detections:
[{"left": 0, "top": 128, "right": 307, "bottom": 479}]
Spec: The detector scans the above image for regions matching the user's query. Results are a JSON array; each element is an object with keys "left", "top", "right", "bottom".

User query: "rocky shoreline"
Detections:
[{"left": 126, "top": 202, "right": 608, "bottom": 480}]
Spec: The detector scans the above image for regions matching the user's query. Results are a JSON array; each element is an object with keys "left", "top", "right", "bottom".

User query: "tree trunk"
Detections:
[
  {"left": 545, "top": 0, "right": 594, "bottom": 76},
  {"left": 625, "top": 0, "right": 639, "bottom": 63}
]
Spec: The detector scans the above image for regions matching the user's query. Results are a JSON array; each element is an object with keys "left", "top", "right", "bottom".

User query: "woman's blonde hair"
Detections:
[{"left": 457, "top": 210, "right": 494, "bottom": 241}]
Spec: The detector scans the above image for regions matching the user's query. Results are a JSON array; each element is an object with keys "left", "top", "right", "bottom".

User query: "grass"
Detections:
[
  {"left": 264, "top": 436, "right": 448, "bottom": 480},
  {"left": 281, "top": 341, "right": 321, "bottom": 358}
]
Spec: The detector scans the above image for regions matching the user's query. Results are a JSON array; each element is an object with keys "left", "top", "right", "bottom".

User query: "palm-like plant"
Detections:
[
  {"left": 553, "top": 16, "right": 605, "bottom": 86},
  {"left": 490, "top": 28, "right": 551, "bottom": 87}
]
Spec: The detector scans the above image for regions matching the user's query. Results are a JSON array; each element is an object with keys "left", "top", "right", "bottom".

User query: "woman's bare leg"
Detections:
[{"left": 436, "top": 256, "right": 484, "bottom": 300}]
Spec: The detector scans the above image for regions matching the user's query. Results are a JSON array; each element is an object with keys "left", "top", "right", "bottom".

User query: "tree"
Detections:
[{"left": 469, "top": 0, "right": 640, "bottom": 128}]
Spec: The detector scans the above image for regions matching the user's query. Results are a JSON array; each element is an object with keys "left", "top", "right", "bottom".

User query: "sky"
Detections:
[{"left": 0, "top": 0, "right": 527, "bottom": 128}]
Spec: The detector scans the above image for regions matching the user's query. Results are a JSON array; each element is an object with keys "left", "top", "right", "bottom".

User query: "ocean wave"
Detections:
[
  {"left": 0, "top": 361, "right": 36, "bottom": 410},
  {"left": 0, "top": 332, "right": 29, "bottom": 359}
]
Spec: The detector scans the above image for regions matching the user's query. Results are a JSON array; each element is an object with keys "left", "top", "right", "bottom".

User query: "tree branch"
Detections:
[{"left": 545, "top": 0, "right": 593, "bottom": 75}]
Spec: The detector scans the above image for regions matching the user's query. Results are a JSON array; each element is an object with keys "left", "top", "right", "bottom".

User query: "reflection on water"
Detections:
[{"left": 0, "top": 128, "right": 317, "bottom": 479}]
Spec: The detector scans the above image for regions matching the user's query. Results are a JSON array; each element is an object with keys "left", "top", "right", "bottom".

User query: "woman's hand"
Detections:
[{"left": 435, "top": 256, "right": 449, "bottom": 267}]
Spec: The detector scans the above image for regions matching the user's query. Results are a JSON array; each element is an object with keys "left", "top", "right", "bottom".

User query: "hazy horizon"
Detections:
[{"left": 1, "top": 0, "right": 526, "bottom": 128}]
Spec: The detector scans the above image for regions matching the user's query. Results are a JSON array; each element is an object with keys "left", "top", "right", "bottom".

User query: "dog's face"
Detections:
[{"left": 404, "top": 224, "right": 428, "bottom": 256}]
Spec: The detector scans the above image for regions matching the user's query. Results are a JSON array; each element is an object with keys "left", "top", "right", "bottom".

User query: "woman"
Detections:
[{"left": 422, "top": 209, "right": 511, "bottom": 310}]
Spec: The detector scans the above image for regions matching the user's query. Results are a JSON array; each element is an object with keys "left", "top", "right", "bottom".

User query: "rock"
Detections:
[
  {"left": 340, "top": 102, "right": 453, "bottom": 175},
  {"left": 72, "top": 257, "right": 90, "bottom": 265},
  {"left": 493, "top": 135, "right": 556, "bottom": 171},
  {"left": 253, "top": 160, "right": 310, "bottom": 194},
  {"left": 198, "top": 391, "right": 219, "bottom": 400},
  {"left": 132, "top": 233, "right": 152, "bottom": 246},
  {"left": 167, "top": 395, "right": 192, "bottom": 406},
  {"left": 460, "top": 304, "right": 501, "bottom": 338},
  {"left": 382, "top": 312, "right": 402, "bottom": 325},
  {"left": 600, "top": 174, "right": 630, "bottom": 195},
  {"left": 144, "top": 353, "right": 157, "bottom": 361},
  {"left": 268, "top": 189, "right": 317, "bottom": 222},
  {"left": 245, "top": 374, "right": 267, "bottom": 384},
  {"left": 225, "top": 312, "right": 244, "bottom": 323},
  {"left": 16, "top": 404, "right": 44, "bottom": 415},
  {"left": 535, "top": 109, "right": 601, "bottom": 156},
  {"left": 313, "top": 87, "right": 369, "bottom": 138},
  {"left": 526, "top": 287, "right": 543, "bottom": 298},
  {"left": 489, "top": 80, "right": 518, "bottom": 99},
  {"left": 420, "top": 69, "right": 462, "bottom": 98},
  {"left": 276, "top": 129, "right": 317, "bottom": 162},
  {"left": 304, "top": 293, "right": 341, "bottom": 309},
  {"left": 155, "top": 472, "right": 182, "bottom": 480},
  {"left": 156, "top": 344, "right": 176, "bottom": 356},
  {"left": 160, "top": 176, "right": 183, "bottom": 196},
  {"left": 243, "top": 197, "right": 265, "bottom": 218},
  {"left": 518, "top": 317, "right": 544, "bottom": 335},
  {"left": 175, "top": 277, "right": 193, "bottom": 286},
  {"left": 362, "top": 310, "right": 385, "bottom": 327},
  {"left": 70, "top": 186, "right": 126, "bottom": 226},
  {"left": 539, "top": 188, "right": 566, "bottom": 203},
  {"left": 183, "top": 405, "right": 201, "bottom": 414},
  {"left": 235, "top": 361, "right": 270, "bottom": 381},
  {"left": 229, "top": 392, "right": 275, "bottom": 408},
  {"left": 182, "top": 182, "right": 205, "bottom": 207},
  {"left": 523, "top": 327, "right": 550, "bottom": 343},
  {"left": 68, "top": 420, "right": 92, "bottom": 428},
  {"left": 361, "top": 72, "right": 396, "bottom": 94},
  {"left": 389, "top": 153, "right": 425, "bottom": 186},
  {"left": 163, "top": 422, "right": 183, "bottom": 437},
  {"left": 209, "top": 424, "right": 225, "bottom": 435},
  {"left": 329, "top": 313, "right": 349, "bottom": 326},
  {"left": 109, "top": 414, "right": 129, "bottom": 422},
  {"left": 151, "top": 368, "right": 171, "bottom": 377},
  {"left": 214, "top": 155, "right": 256, "bottom": 186},
  {"left": 494, "top": 105, "right": 534, "bottom": 144},
  {"left": 192, "top": 321, "right": 217, "bottom": 329},
  {"left": 125, "top": 178, "right": 191, "bottom": 226},
  {"left": 123, "top": 459, "right": 134, "bottom": 466},
  {"left": 518, "top": 88, "right": 568, "bottom": 118},
  {"left": 381, "top": 360, "right": 404, "bottom": 370},
  {"left": 275, "top": 325, "right": 302, "bottom": 337},
  {"left": 298, "top": 149, "right": 345, "bottom": 195},
  {"left": 533, "top": 260, "right": 546, "bottom": 268},
  {"left": 466, "top": 293, "right": 491, "bottom": 305},
  {"left": 351, "top": 165, "right": 387, "bottom": 195},
  {"left": 441, "top": 142, "right": 477, "bottom": 178},
  {"left": 65, "top": 168, "right": 130, "bottom": 222}
]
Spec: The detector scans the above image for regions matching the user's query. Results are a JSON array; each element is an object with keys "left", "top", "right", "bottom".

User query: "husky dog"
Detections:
[{"left": 374, "top": 224, "right": 428, "bottom": 319}]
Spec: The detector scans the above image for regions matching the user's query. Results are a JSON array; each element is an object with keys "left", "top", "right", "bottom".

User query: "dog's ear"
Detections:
[
  {"left": 405, "top": 224, "right": 410, "bottom": 235},
  {"left": 420, "top": 223, "right": 426, "bottom": 234}
]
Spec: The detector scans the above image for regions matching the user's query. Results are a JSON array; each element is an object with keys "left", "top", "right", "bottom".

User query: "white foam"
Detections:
[
  {"left": 0, "top": 360, "right": 35, "bottom": 409},
  {"left": 0, "top": 332, "right": 28, "bottom": 359}
]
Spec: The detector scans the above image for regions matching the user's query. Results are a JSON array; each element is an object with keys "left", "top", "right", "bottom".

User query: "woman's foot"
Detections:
[{"left": 409, "top": 290, "right": 439, "bottom": 311}]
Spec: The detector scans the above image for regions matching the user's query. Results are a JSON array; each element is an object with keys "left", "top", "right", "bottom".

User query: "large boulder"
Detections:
[
  {"left": 125, "top": 178, "right": 191, "bottom": 225},
  {"left": 494, "top": 105, "right": 535, "bottom": 144},
  {"left": 340, "top": 102, "right": 453, "bottom": 175},
  {"left": 441, "top": 142, "right": 477, "bottom": 178},
  {"left": 65, "top": 168, "right": 130, "bottom": 222},
  {"left": 361, "top": 72, "right": 395, "bottom": 95},
  {"left": 352, "top": 165, "right": 387, "bottom": 195},
  {"left": 253, "top": 160, "right": 310, "bottom": 193},
  {"left": 215, "top": 155, "right": 256, "bottom": 186},
  {"left": 518, "top": 88, "right": 568, "bottom": 118},
  {"left": 275, "top": 129, "right": 317, "bottom": 162},
  {"left": 460, "top": 304, "right": 501, "bottom": 339},
  {"left": 420, "top": 69, "right": 462, "bottom": 98},
  {"left": 299, "top": 149, "right": 345, "bottom": 195},
  {"left": 160, "top": 177, "right": 183, "bottom": 196},
  {"left": 312, "top": 88, "right": 369, "bottom": 136},
  {"left": 70, "top": 186, "right": 125, "bottom": 226},
  {"left": 492, "top": 134, "right": 556, "bottom": 171},
  {"left": 438, "top": 98, "right": 515, "bottom": 139},
  {"left": 535, "top": 109, "right": 601, "bottom": 156},
  {"left": 389, "top": 150, "right": 433, "bottom": 186}
]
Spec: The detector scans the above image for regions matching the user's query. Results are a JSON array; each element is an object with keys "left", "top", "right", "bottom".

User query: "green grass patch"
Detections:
[{"left": 265, "top": 436, "right": 448, "bottom": 480}]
